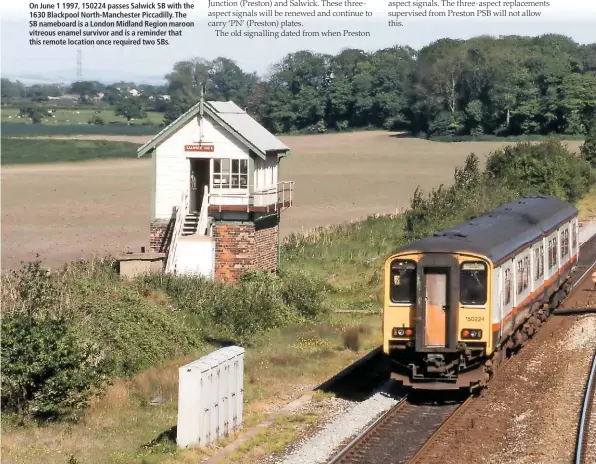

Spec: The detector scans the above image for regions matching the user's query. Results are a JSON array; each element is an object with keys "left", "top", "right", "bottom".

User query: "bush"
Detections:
[
  {"left": 278, "top": 269, "right": 328, "bottom": 319},
  {"left": 0, "top": 262, "right": 111, "bottom": 420},
  {"left": 139, "top": 269, "right": 328, "bottom": 345},
  {"left": 485, "top": 139, "right": 593, "bottom": 202},
  {"left": 88, "top": 115, "right": 104, "bottom": 125},
  {"left": 404, "top": 153, "right": 519, "bottom": 241},
  {"left": 75, "top": 280, "right": 200, "bottom": 376}
]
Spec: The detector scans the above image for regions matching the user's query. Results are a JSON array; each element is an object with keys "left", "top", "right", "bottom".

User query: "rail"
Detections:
[
  {"left": 208, "top": 181, "right": 294, "bottom": 213},
  {"left": 575, "top": 349, "right": 596, "bottom": 464},
  {"left": 165, "top": 187, "right": 189, "bottom": 274},
  {"left": 196, "top": 185, "right": 210, "bottom": 235},
  {"left": 327, "top": 397, "right": 408, "bottom": 464}
]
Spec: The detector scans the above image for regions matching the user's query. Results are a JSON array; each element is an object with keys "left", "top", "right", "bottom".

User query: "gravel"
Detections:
[
  {"left": 579, "top": 220, "right": 596, "bottom": 245},
  {"left": 558, "top": 315, "right": 596, "bottom": 351},
  {"left": 276, "top": 382, "right": 399, "bottom": 464}
]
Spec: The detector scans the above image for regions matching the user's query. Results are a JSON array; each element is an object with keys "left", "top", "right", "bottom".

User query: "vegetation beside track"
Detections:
[{"left": 2, "top": 134, "right": 596, "bottom": 463}]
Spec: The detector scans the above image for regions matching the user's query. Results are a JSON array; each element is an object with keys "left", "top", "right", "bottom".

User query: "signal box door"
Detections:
[{"left": 424, "top": 270, "right": 448, "bottom": 347}]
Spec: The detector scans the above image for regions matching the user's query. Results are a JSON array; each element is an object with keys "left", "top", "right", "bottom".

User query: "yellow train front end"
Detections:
[{"left": 382, "top": 251, "right": 493, "bottom": 391}]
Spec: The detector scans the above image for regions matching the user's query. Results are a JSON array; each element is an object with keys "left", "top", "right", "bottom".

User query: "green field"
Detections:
[
  {"left": 1, "top": 107, "right": 164, "bottom": 126},
  {"left": 0, "top": 138, "right": 139, "bottom": 165}
]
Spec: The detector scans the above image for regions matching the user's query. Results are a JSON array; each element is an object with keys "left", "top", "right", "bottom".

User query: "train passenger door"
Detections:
[{"left": 424, "top": 269, "right": 448, "bottom": 347}]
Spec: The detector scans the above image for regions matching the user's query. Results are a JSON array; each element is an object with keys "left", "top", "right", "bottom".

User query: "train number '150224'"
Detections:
[{"left": 465, "top": 316, "right": 485, "bottom": 322}]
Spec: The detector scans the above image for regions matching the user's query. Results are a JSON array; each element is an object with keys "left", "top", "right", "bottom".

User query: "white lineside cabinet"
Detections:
[{"left": 177, "top": 346, "right": 245, "bottom": 448}]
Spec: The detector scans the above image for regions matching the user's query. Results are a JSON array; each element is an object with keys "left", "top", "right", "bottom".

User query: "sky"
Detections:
[{"left": 1, "top": 1, "right": 595, "bottom": 85}]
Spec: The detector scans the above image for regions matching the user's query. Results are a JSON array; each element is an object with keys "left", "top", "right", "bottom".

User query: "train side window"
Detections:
[
  {"left": 538, "top": 245, "right": 544, "bottom": 278},
  {"left": 460, "top": 262, "right": 487, "bottom": 305},
  {"left": 572, "top": 223, "right": 577, "bottom": 250},
  {"left": 390, "top": 260, "right": 416, "bottom": 304},
  {"left": 561, "top": 229, "right": 569, "bottom": 259},
  {"left": 517, "top": 259, "right": 523, "bottom": 294},
  {"left": 504, "top": 269, "right": 511, "bottom": 305},
  {"left": 523, "top": 256, "right": 530, "bottom": 289},
  {"left": 548, "top": 238, "right": 557, "bottom": 270}
]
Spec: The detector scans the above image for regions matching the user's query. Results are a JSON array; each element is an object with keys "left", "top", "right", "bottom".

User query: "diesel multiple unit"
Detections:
[{"left": 383, "top": 195, "right": 579, "bottom": 391}]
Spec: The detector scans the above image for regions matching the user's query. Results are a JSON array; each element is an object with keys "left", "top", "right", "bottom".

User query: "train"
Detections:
[{"left": 383, "top": 195, "right": 579, "bottom": 392}]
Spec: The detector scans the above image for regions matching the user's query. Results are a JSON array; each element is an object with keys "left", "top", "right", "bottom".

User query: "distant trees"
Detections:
[
  {"left": 115, "top": 98, "right": 146, "bottom": 124},
  {"left": 3, "top": 34, "right": 596, "bottom": 137},
  {"left": 159, "top": 34, "right": 596, "bottom": 137}
]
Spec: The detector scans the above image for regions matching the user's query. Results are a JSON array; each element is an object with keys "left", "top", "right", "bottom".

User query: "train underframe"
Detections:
[{"left": 389, "top": 275, "right": 573, "bottom": 393}]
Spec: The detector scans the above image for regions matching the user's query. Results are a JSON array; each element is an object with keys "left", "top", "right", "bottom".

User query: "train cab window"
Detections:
[
  {"left": 390, "top": 260, "right": 417, "bottom": 304},
  {"left": 460, "top": 262, "right": 487, "bottom": 305}
]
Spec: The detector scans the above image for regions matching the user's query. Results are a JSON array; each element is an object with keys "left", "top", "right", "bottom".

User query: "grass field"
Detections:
[
  {"left": 0, "top": 131, "right": 586, "bottom": 271},
  {"left": 1, "top": 107, "right": 164, "bottom": 125},
  {"left": 1, "top": 139, "right": 139, "bottom": 165}
]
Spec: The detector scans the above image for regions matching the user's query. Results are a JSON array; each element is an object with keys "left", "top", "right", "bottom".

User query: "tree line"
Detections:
[
  {"left": 164, "top": 34, "right": 596, "bottom": 137},
  {"left": 3, "top": 34, "right": 596, "bottom": 137}
]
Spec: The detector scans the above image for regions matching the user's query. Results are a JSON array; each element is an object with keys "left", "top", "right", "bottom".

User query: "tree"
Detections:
[
  {"left": 163, "top": 57, "right": 258, "bottom": 125},
  {"left": 19, "top": 106, "right": 48, "bottom": 124},
  {"left": 115, "top": 98, "right": 146, "bottom": 124},
  {"left": 580, "top": 122, "right": 596, "bottom": 167}
]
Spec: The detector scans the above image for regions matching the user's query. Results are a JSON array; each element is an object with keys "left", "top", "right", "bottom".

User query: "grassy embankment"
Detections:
[{"left": 2, "top": 137, "right": 596, "bottom": 464}]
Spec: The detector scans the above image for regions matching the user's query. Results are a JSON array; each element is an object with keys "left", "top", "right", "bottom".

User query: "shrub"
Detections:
[
  {"left": 139, "top": 269, "right": 328, "bottom": 345},
  {"left": 88, "top": 115, "right": 104, "bottom": 125},
  {"left": 278, "top": 269, "right": 328, "bottom": 319},
  {"left": 0, "top": 262, "right": 111, "bottom": 420},
  {"left": 73, "top": 281, "right": 200, "bottom": 376},
  {"left": 1, "top": 311, "right": 110, "bottom": 420},
  {"left": 485, "top": 139, "right": 593, "bottom": 202},
  {"left": 404, "top": 153, "right": 519, "bottom": 241}
]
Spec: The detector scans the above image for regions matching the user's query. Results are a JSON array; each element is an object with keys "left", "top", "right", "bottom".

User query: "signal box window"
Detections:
[
  {"left": 213, "top": 158, "right": 248, "bottom": 189},
  {"left": 390, "top": 260, "right": 416, "bottom": 304},
  {"left": 460, "top": 262, "right": 487, "bottom": 305}
]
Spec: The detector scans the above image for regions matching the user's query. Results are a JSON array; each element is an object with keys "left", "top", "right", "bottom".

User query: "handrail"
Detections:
[
  {"left": 207, "top": 181, "right": 294, "bottom": 213},
  {"left": 196, "top": 185, "right": 210, "bottom": 235},
  {"left": 165, "top": 187, "right": 189, "bottom": 274}
]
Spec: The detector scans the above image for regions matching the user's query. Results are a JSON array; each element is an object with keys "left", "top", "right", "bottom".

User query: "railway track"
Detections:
[
  {"left": 326, "top": 395, "right": 464, "bottom": 464},
  {"left": 325, "top": 233, "right": 596, "bottom": 464},
  {"left": 575, "top": 349, "right": 596, "bottom": 464}
]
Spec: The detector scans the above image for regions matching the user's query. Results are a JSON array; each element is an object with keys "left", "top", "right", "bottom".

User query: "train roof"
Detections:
[{"left": 394, "top": 195, "right": 578, "bottom": 264}]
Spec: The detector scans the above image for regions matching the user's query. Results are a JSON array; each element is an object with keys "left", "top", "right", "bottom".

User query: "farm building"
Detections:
[{"left": 137, "top": 95, "right": 293, "bottom": 282}]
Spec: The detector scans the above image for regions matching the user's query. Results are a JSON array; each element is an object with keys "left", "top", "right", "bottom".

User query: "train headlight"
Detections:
[
  {"left": 392, "top": 327, "right": 414, "bottom": 338},
  {"left": 460, "top": 329, "right": 483, "bottom": 340}
]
